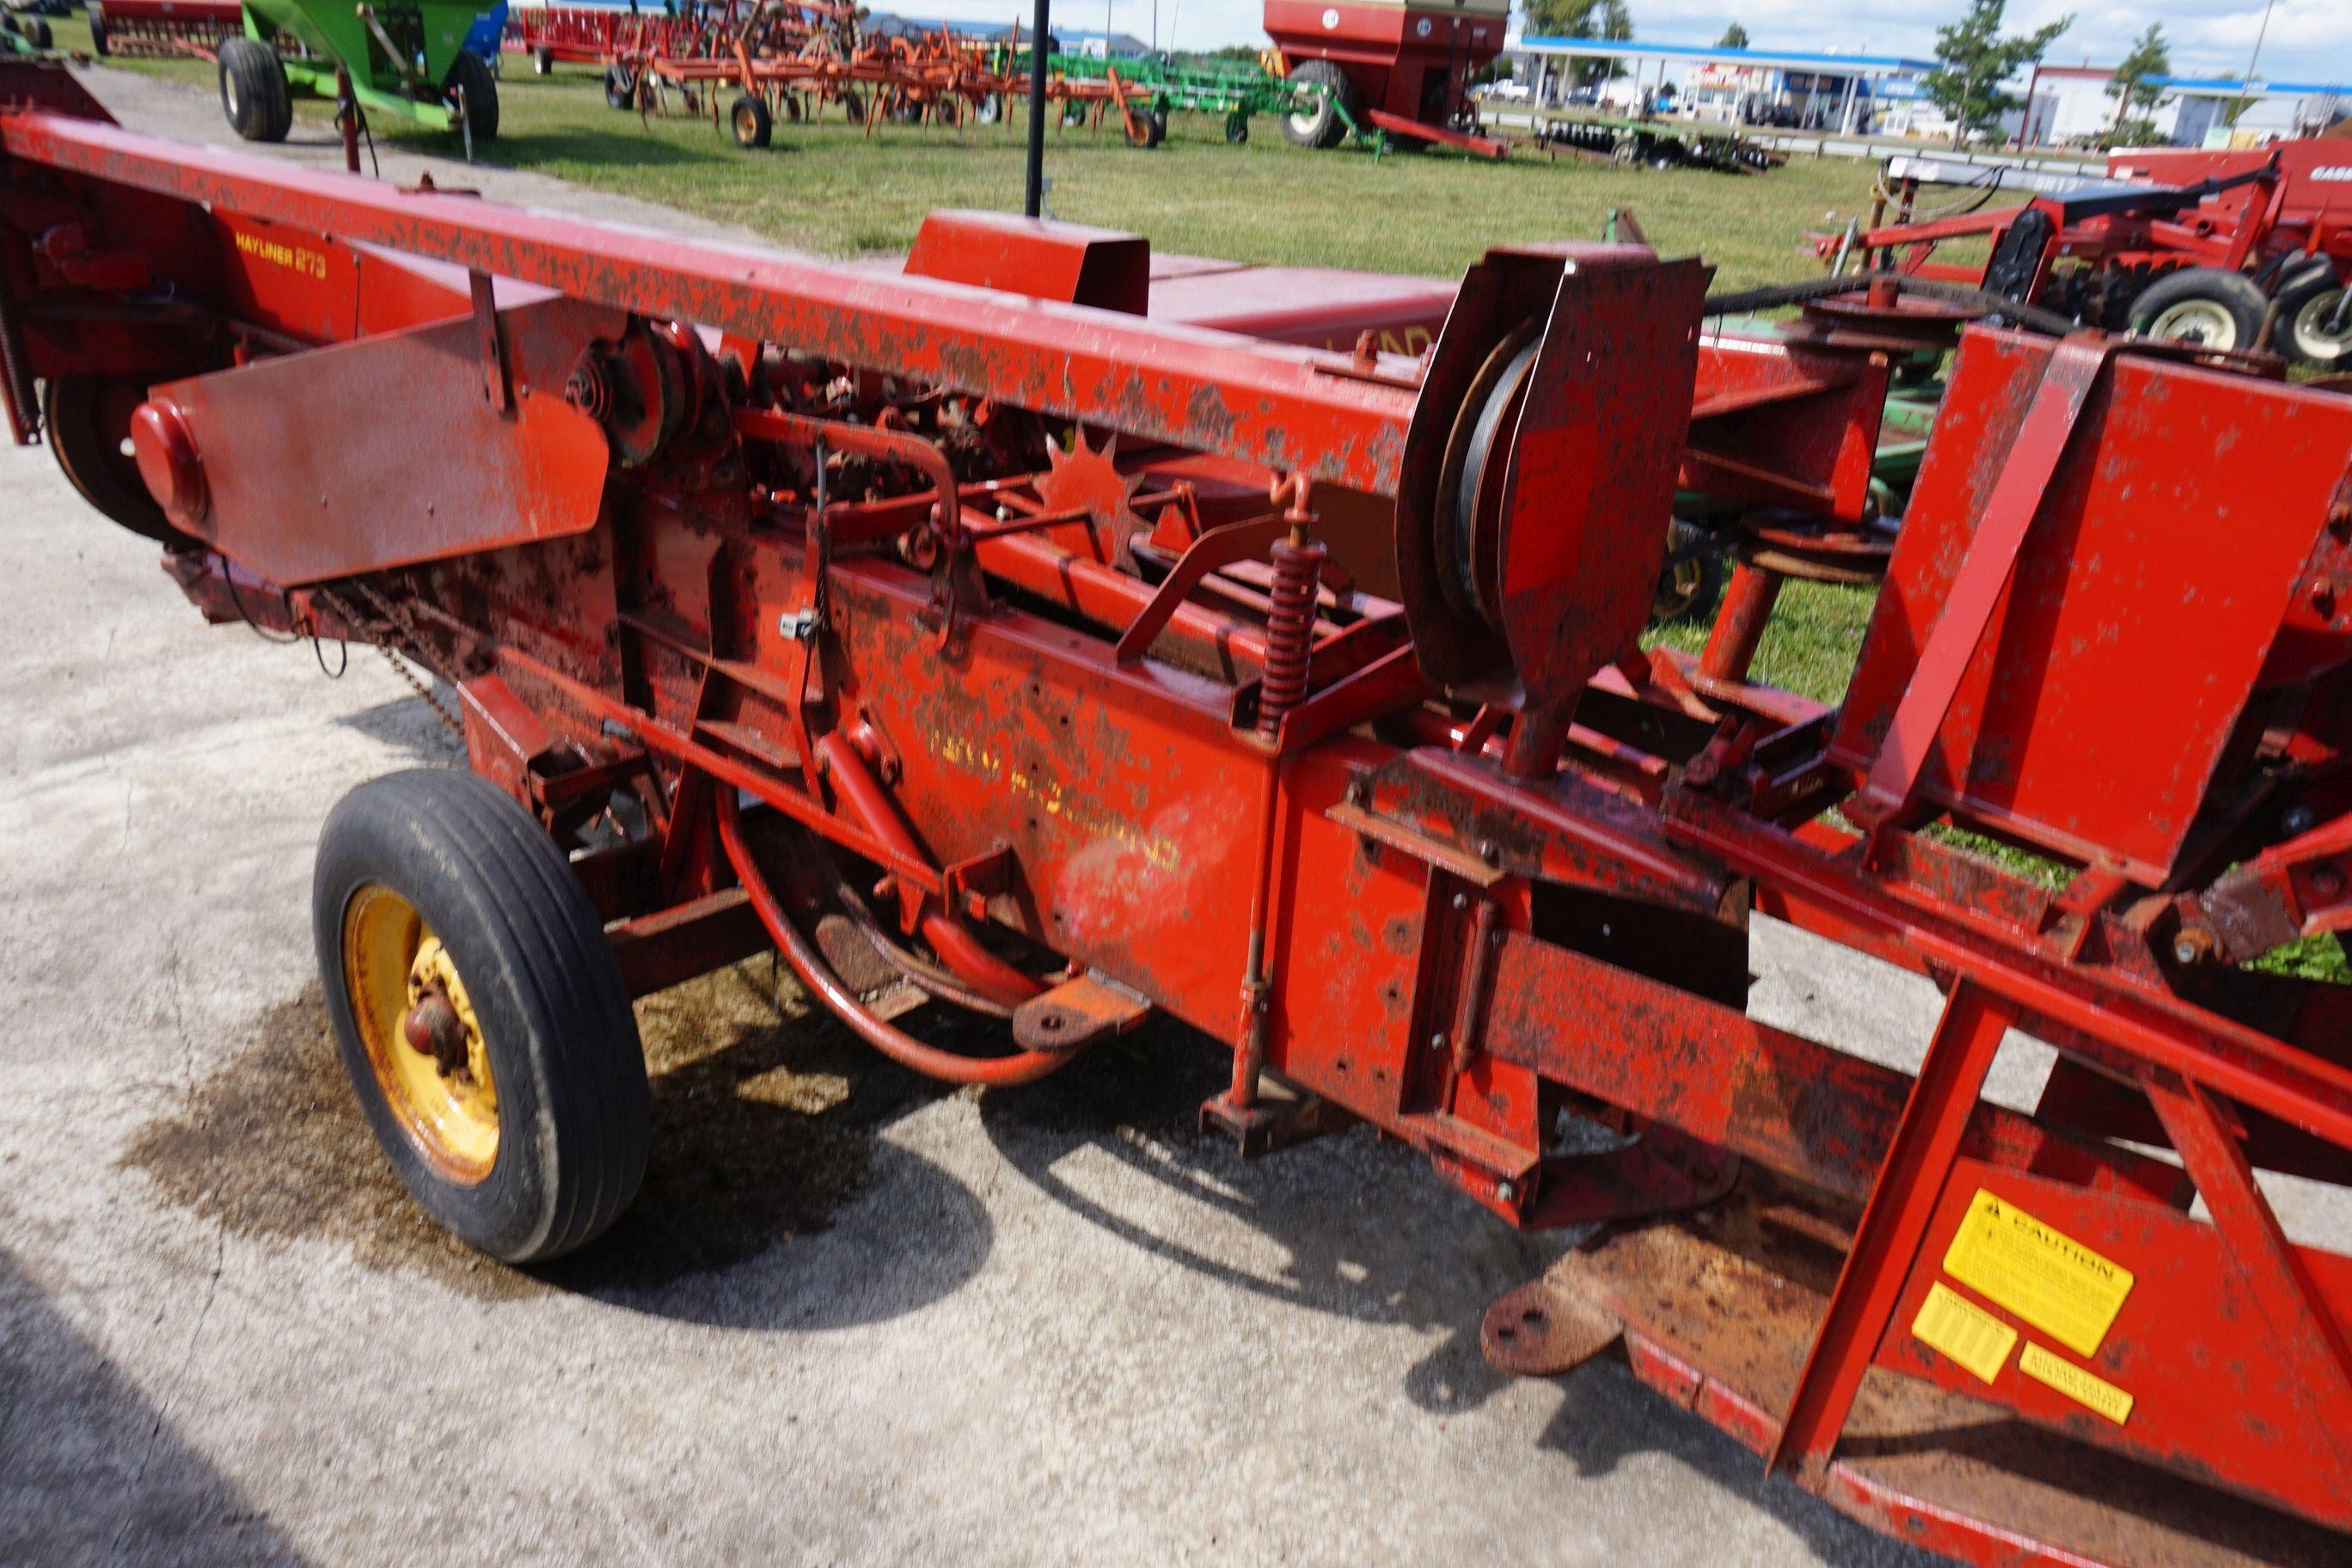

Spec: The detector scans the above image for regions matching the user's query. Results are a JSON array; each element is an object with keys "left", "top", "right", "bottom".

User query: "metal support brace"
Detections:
[
  {"left": 1853, "top": 336, "right": 2116, "bottom": 824},
  {"left": 1768, "top": 981, "right": 2013, "bottom": 1477}
]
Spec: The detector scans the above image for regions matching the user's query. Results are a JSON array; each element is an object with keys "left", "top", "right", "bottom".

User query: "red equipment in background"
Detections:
[
  {"left": 84, "top": 0, "right": 243, "bottom": 60},
  {"left": 1841, "top": 140, "right": 2352, "bottom": 367},
  {"left": 1262, "top": 0, "right": 1508, "bottom": 155},
  {"left": 4, "top": 57, "right": 2352, "bottom": 1568}
]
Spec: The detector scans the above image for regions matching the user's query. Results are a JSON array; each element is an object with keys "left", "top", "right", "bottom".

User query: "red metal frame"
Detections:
[{"left": 6, "top": 60, "right": 2351, "bottom": 1568}]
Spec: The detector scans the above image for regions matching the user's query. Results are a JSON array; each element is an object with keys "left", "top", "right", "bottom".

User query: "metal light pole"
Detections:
[{"left": 1024, "top": 0, "right": 1050, "bottom": 216}]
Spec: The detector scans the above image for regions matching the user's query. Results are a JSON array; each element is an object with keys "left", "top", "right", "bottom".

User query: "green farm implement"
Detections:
[{"left": 217, "top": 0, "right": 505, "bottom": 146}]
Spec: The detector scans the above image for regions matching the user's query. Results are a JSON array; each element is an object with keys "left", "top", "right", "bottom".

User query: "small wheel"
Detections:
[
  {"left": 1283, "top": 57, "right": 1357, "bottom": 148},
  {"left": 603, "top": 64, "right": 634, "bottom": 110},
  {"left": 729, "top": 90, "right": 772, "bottom": 148},
  {"left": 2130, "top": 266, "right": 2268, "bottom": 352},
  {"left": 43, "top": 375, "right": 198, "bottom": 550},
  {"left": 1224, "top": 110, "right": 1247, "bottom": 144},
  {"left": 2279, "top": 277, "right": 2352, "bottom": 370},
  {"left": 974, "top": 91, "right": 1001, "bottom": 125},
  {"left": 315, "top": 769, "right": 649, "bottom": 1264},
  {"left": 1651, "top": 520, "right": 1727, "bottom": 626},
  {"left": 85, "top": 3, "right": 107, "bottom": 56},
  {"left": 444, "top": 49, "right": 499, "bottom": 142},
  {"left": 25, "top": 13, "right": 52, "bottom": 46},
  {"left": 532, "top": 45, "right": 553, "bottom": 76},
  {"left": 218, "top": 36, "right": 292, "bottom": 144},
  {"left": 841, "top": 89, "right": 864, "bottom": 124}
]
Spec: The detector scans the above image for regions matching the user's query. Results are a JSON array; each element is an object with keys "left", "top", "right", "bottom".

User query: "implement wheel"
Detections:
[
  {"left": 532, "top": 45, "right": 553, "bottom": 76},
  {"left": 1282, "top": 58, "right": 1357, "bottom": 149},
  {"left": 444, "top": 49, "right": 499, "bottom": 142},
  {"left": 44, "top": 375, "right": 194, "bottom": 550},
  {"left": 86, "top": 3, "right": 108, "bottom": 56},
  {"left": 315, "top": 769, "right": 649, "bottom": 1264},
  {"left": 2279, "top": 277, "right": 2352, "bottom": 370},
  {"left": 603, "top": 64, "right": 634, "bottom": 110},
  {"left": 730, "top": 90, "right": 772, "bottom": 148},
  {"left": 2130, "top": 266, "right": 2267, "bottom": 352},
  {"left": 1224, "top": 110, "right": 1247, "bottom": 144},
  {"left": 218, "top": 36, "right": 291, "bottom": 144}
]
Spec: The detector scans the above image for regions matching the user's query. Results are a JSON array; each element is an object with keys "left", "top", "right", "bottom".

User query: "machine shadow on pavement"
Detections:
[{"left": 0, "top": 1242, "right": 311, "bottom": 1568}]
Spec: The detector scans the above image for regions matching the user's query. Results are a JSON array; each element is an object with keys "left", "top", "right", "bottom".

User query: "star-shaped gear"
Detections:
[{"left": 1034, "top": 427, "right": 1146, "bottom": 567}]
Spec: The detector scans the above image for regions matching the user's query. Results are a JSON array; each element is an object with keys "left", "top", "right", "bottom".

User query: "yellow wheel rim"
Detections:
[{"left": 342, "top": 885, "right": 500, "bottom": 1182}]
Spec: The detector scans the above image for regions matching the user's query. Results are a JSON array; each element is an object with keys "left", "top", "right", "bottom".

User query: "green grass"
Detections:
[{"left": 63, "top": 24, "right": 1883, "bottom": 285}]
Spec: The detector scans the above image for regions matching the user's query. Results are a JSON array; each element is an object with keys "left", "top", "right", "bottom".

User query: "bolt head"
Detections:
[
  {"left": 1495, "top": 1180, "right": 1516, "bottom": 1204},
  {"left": 2284, "top": 804, "right": 2318, "bottom": 836},
  {"left": 1451, "top": 892, "right": 1470, "bottom": 911},
  {"left": 2172, "top": 936, "right": 2201, "bottom": 965}
]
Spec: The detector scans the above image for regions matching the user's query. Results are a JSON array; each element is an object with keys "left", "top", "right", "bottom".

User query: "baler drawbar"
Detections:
[{"left": 3, "top": 58, "right": 2350, "bottom": 1568}]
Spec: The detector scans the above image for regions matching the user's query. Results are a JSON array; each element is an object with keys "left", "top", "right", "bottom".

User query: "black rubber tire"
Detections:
[
  {"left": 603, "top": 64, "right": 634, "bottom": 110},
  {"left": 24, "top": 14, "right": 52, "bottom": 46},
  {"left": 1282, "top": 58, "right": 1357, "bottom": 149},
  {"left": 729, "top": 90, "right": 771, "bottom": 148},
  {"left": 84, "top": 2, "right": 105, "bottom": 54},
  {"left": 841, "top": 89, "right": 864, "bottom": 124},
  {"left": 1651, "top": 520, "right": 1727, "bottom": 627},
  {"left": 314, "top": 769, "right": 649, "bottom": 1265},
  {"left": 532, "top": 45, "right": 552, "bottom": 76},
  {"left": 2129, "top": 266, "right": 2269, "bottom": 352},
  {"left": 444, "top": 49, "right": 499, "bottom": 142},
  {"left": 1224, "top": 110, "right": 1247, "bottom": 144},
  {"left": 974, "top": 91, "right": 1001, "bottom": 124},
  {"left": 218, "top": 36, "right": 291, "bottom": 144},
  {"left": 2276, "top": 274, "right": 2352, "bottom": 369},
  {"left": 43, "top": 374, "right": 198, "bottom": 550}
]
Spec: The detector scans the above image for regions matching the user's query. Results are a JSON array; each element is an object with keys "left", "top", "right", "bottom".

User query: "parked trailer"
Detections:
[{"left": 6, "top": 58, "right": 2352, "bottom": 1568}]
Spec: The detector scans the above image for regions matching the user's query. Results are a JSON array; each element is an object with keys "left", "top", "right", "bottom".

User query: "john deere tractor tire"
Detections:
[
  {"left": 315, "top": 769, "right": 650, "bottom": 1265},
  {"left": 1283, "top": 58, "right": 1358, "bottom": 149},
  {"left": 218, "top": 36, "right": 292, "bottom": 144},
  {"left": 2277, "top": 273, "right": 2352, "bottom": 371},
  {"left": 444, "top": 50, "right": 499, "bottom": 142},
  {"left": 730, "top": 90, "right": 772, "bottom": 149},
  {"left": 603, "top": 64, "right": 634, "bottom": 110},
  {"left": 2129, "top": 266, "right": 2269, "bottom": 353},
  {"left": 43, "top": 374, "right": 197, "bottom": 551}
]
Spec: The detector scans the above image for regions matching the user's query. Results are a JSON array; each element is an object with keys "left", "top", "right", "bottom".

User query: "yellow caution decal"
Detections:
[
  {"left": 2019, "top": 1342, "right": 2135, "bottom": 1425},
  {"left": 1911, "top": 1282, "right": 2018, "bottom": 1384},
  {"left": 1941, "top": 1189, "right": 2133, "bottom": 1357}
]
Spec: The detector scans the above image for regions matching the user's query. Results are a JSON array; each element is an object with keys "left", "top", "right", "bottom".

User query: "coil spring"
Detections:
[{"left": 1256, "top": 535, "right": 1326, "bottom": 740}]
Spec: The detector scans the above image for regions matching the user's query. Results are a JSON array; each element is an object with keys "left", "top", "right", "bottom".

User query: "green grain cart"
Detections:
[{"left": 217, "top": 0, "right": 504, "bottom": 145}]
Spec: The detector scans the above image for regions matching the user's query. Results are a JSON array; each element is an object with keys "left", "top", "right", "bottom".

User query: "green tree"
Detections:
[
  {"left": 1718, "top": 21, "right": 1750, "bottom": 49},
  {"left": 1528, "top": 0, "right": 1632, "bottom": 85},
  {"left": 1926, "top": 0, "right": 2071, "bottom": 148},
  {"left": 2106, "top": 22, "right": 2169, "bottom": 144}
]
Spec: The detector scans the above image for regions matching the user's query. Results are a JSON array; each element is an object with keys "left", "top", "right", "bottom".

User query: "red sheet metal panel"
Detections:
[
  {"left": 1832, "top": 328, "right": 2352, "bottom": 879},
  {"left": 148, "top": 297, "right": 615, "bottom": 584}
]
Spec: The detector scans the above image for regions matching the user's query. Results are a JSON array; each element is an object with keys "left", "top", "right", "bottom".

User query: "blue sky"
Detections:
[{"left": 910, "top": 1, "right": 2352, "bottom": 82}]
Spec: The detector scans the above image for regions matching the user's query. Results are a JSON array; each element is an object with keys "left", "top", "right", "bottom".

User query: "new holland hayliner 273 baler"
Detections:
[{"left": 3, "top": 57, "right": 2350, "bottom": 1568}]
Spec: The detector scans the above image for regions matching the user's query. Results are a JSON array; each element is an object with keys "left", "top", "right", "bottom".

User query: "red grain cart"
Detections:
[
  {"left": 6, "top": 57, "right": 2352, "bottom": 1568},
  {"left": 1262, "top": 0, "right": 1509, "bottom": 155}
]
